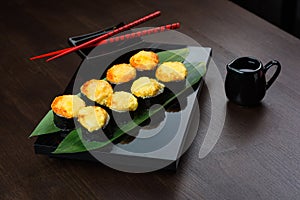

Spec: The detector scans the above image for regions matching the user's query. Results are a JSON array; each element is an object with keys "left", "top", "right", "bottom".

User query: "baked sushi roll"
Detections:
[
  {"left": 106, "top": 91, "right": 138, "bottom": 112},
  {"left": 51, "top": 95, "right": 86, "bottom": 130},
  {"left": 105, "top": 91, "right": 138, "bottom": 125},
  {"left": 77, "top": 106, "right": 109, "bottom": 133},
  {"left": 131, "top": 77, "right": 165, "bottom": 98},
  {"left": 106, "top": 63, "right": 136, "bottom": 84},
  {"left": 129, "top": 50, "right": 159, "bottom": 71},
  {"left": 155, "top": 61, "right": 188, "bottom": 82},
  {"left": 80, "top": 79, "right": 113, "bottom": 106}
]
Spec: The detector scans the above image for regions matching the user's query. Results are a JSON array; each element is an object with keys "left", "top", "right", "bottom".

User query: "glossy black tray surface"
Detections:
[{"left": 34, "top": 27, "right": 212, "bottom": 171}]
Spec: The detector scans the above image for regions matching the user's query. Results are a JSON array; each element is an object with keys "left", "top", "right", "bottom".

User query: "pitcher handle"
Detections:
[{"left": 264, "top": 60, "right": 281, "bottom": 90}]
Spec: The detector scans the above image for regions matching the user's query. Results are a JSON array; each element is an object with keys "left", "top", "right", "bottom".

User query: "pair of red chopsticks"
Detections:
[{"left": 30, "top": 11, "right": 180, "bottom": 62}]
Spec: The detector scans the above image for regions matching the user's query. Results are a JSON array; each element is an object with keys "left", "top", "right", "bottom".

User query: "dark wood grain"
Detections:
[{"left": 1, "top": 0, "right": 299, "bottom": 199}]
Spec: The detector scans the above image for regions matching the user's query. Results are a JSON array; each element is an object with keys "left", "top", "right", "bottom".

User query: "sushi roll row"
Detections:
[
  {"left": 105, "top": 50, "right": 188, "bottom": 98},
  {"left": 80, "top": 79, "right": 138, "bottom": 112},
  {"left": 106, "top": 50, "right": 188, "bottom": 85},
  {"left": 51, "top": 95, "right": 109, "bottom": 133},
  {"left": 50, "top": 50, "right": 189, "bottom": 134}
]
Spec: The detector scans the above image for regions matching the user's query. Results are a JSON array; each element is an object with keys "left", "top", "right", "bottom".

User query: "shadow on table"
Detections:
[{"left": 224, "top": 101, "right": 269, "bottom": 142}]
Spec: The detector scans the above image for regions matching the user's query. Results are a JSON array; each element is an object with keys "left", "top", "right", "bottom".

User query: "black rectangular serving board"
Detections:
[{"left": 34, "top": 28, "right": 212, "bottom": 171}]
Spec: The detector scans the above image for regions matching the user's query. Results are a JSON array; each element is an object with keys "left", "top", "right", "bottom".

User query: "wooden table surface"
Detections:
[{"left": 1, "top": 0, "right": 299, "bottom": 199}]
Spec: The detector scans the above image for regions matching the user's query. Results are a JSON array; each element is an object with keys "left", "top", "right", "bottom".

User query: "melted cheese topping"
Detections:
[
  {"left": 51, "top": 95, "right": 86, "bottom": 118},
  {"left": 155, "top": 62, "right": 188, "bottom": 82},
  {"left": 129, "top": 50, "right": 159, "bottom": 71},
  {"left": 80, "top": 79, "right": 113, "bottom": 106},
  {"left": 77, "top": 106, "right": 109, "bottom": 132},
  {"left": 106, "top": 63, "right": 136, "bottom": 84},
  {"left": 107, "top": 91, "right": 138, "bottom": 112},
  {"left": 131, "top": 77, "right": 164, "bottom": 98}
]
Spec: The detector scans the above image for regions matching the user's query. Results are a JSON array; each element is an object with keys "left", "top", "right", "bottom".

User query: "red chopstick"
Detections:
[
  {"left": 30, "top": 23, "right": 180, "bottom": 61},
  {"left": 30, "top": 49, "right": 69, "bottom": 61},
  {"left": 46, "top": 11, "right": 161, "bottom": 62}
]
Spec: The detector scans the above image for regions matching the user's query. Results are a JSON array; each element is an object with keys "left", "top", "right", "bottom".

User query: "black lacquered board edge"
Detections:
[
  {"left": 68, "top": 22, "right": 144, "bottom": 59},
  {"left": 67, "top": 23, "right": 124, "bottom": 58}
]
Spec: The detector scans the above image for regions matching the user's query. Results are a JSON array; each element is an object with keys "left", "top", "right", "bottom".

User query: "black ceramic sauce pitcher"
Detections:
[{"left": 225, "top": 57, "right": 281, "bottom": 106}]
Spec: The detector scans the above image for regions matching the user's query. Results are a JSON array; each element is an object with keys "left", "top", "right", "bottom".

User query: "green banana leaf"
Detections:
[
  {"left": 158, "top": 48, "right": 189, "bottom": 63},
  {"left": 30, "top": 110, "right": 60, "bottom": 137}
]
